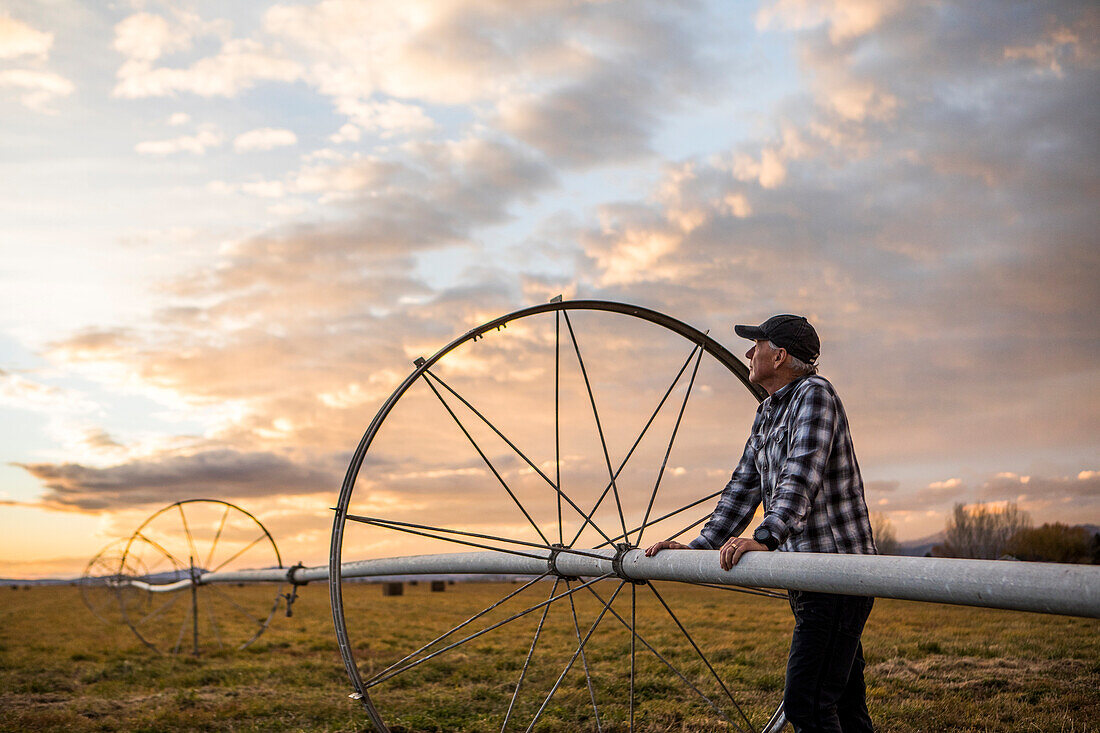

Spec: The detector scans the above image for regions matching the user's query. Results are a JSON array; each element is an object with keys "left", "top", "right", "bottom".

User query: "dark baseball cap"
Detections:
[{"left": 735, "top": 314, "right": 820, "bottom": 364}]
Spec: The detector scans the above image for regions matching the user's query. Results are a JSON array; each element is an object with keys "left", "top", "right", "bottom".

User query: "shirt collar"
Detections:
[{"left": 763, "top": 375, "right": 810, "bottom": 408}]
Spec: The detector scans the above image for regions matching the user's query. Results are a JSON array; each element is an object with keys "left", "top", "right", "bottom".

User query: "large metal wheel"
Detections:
[
  {"left": 119, "top": 499, "right": 284, "bottom": 655},
  {"left": 331, "top": 299, "right": 791, "bottom": 731}
]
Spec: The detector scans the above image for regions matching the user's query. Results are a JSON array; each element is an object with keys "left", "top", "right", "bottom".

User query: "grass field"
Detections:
[{"left": 1, "top": 580, "right": 1097, "bottom": 732}]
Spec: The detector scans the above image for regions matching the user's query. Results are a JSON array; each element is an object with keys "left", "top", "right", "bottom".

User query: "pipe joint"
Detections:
[
  {"left": 547, "top": 544, "right": 579, "bottom": 580},
  {"left": 612, "top": 543, "right": 646, "bottom": 584}
]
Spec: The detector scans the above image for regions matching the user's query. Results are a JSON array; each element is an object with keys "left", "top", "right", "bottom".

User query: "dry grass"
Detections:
[{"left": 1, "top": 581, "right": 1097, "bottom": 732}]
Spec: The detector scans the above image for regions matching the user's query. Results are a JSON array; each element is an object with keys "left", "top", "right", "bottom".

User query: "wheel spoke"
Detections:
[
  {"left": 344, "top": 513, "right": 560, "bottom": 563},
  {"left": 595, "top": 492, "right": 721, "bottom": 550},
  {"left": 565, "top": 579, "right": 602, "bottom": 732},
  {"left": 345, "top": 513, "right": 612, "bottom": 563},
  {"left": 210, "top": 533, "right": 267, "bottom": 573},
  {"left": 421, "top": 373, "right": 550, "bottom": 545},
  {"left": 630, "top": 582, "right": 637, "bottom": 732},
  {"left": 636, "top": 338, "right": 706, "bottom": 546},
  {"left": 561, "top": 311, "right": 629, "bottom": 541},
  {"left": 648, "top": 582, "right": 757, "bottom": 733},
  {"left": 177, "top": 503, "right": 200, "bottom": 568},
  {"left": 567, "top": 342, "right": 703, "bottom": 548},
  {"left": 203, "top": 590, "right": 225, "bottom": 650},
  {"left": 172, "top": 599, "right": 191, "bottom": 655},
  {"left": 501, "top": 578, "right": 560, "bottom": 732},
  {"left": 134, "top": 590, "right": 183, "bottom": 628},
  {"left": 674, "top": 580, "right": 788, "bottom": 601},
  {"left": 555, "top": 310, "right": 563, "bottom": 545},
  {"left": 205, "top": 584, "right": 267, "bottom": 629},
  {"left": 138, "top": 552, "right": 174, "bottom": 577},
  {"left": 367, "top": 574, "right": 613, "bottom": 689},
  {"left": 525, "top": 580, "right": 627, "bottom": 733},
  {"left": 583, "top": 584, "right": 749, "bottom": 733},
  {"left": 204, "top": 504, "right": 231, "bottom": 570},
  {"left": 366, "top": 573, "right": 551, "bottom": 686},
  {"left": 134, "top": 532, "right": 187, "bottom": 572}
]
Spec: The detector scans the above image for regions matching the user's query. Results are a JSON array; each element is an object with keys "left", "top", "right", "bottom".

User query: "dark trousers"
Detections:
[{"left": 783, "top": 590, "right": 875, "bottom": 733}]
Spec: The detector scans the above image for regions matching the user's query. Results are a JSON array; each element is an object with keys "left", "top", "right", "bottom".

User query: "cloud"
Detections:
[
  {"left": 112, "top": 12, "right": 193, "bottom": 62},
  {"left": 0, "top": 368, "right": 93, "bottom": 414},
  {"left": 756, "top": 0, "right": 901, "bottom": 44},
  {"left": 135, "top": 125, "right": 223, "bottom": 155},
  {"left": 18, "top": 449, "right": 344, "bottom": 511},
  {"left": 870, "top": 470, "right": 1100, "bottom": 525},
  {"left": 1003, "top": 18, "right": 1099, "bottom": 77},
  {"left": 263, "top": 0, "right": 720, "bottom": 166},
  {"left": 0, "top": 12, "right": 53, "bottom": 59},
  {"left": 497, "top": 69, "right": 658, "bottom": 167},
  {"left": 113, "top": 38, "right": 302, "bottom": 98},
  {"left": 233, "top": 127, "right": 298, "bottom": 152},
  {"left": 284, "top": 136, "right": 555, "bottom": 233},
  {"left": 329, "top": 123, "right": 360, "bottom": 143},
  {"left": 977, "top": 471, "right": 1100, "bottom": 503},
  {"left": 494, "top": 7, "right": 716, "bottom": 167},
  {"left": 336, "top": 99, "right": 435, "bottom": 138},
  {"left": 0, "top": 68, "right": 73, "bottom": 111},
  {"left": 262, "top": 0, "right": 540, "bottom": 106}
]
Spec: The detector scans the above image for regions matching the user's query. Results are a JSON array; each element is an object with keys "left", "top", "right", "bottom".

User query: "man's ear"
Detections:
[{"left": 773, "top": 347, "right": 788, "bottom": 368}]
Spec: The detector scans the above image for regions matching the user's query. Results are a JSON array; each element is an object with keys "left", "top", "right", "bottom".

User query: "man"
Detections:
[{"left": 645, "top": 314, "right": 876, "bottom": 733}]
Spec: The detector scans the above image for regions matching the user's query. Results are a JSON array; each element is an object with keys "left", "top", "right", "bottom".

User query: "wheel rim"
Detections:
[
  {"left": 120, "top": 499, "right": 283, "bottom": 655},
  {"left": 330, "top": 299, "right": 787, "bottom": 731}
]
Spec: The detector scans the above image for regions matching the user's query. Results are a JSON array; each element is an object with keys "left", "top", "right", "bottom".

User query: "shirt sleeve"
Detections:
[
  {"left": 757, "top": 381, "right": 838, "bottom": 545},
  {"left": 689, "top": 435, "right": 762, "bottom": 549}
]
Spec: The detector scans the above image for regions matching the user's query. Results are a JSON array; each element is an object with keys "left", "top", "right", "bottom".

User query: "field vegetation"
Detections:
[{"left": 1, "top": 581, "right": 1097, "bottom": 732}]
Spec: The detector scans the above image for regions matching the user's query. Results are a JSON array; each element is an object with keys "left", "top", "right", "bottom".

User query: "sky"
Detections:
[{"left": 1, "top": 0, "right": 1097, "bottom": 578}]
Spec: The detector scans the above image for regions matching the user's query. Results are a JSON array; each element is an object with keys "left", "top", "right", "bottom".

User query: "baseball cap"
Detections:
[{"left": 734, "top": 314, "right": 820, "bottom": 364}]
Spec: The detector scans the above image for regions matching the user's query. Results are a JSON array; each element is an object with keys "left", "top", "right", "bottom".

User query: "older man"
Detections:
[{"left": 645, "top": 314, "right": 876, "bottom": 733}]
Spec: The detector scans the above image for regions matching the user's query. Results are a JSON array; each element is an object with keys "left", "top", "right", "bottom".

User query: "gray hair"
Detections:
[{"left": 769, "top": 340, "right": 818, "bottom": 376}]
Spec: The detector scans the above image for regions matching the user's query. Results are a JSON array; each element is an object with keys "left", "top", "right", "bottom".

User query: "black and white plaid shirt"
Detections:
[{"left": 689, "top": 375, "right": 876, "bottom": 554}]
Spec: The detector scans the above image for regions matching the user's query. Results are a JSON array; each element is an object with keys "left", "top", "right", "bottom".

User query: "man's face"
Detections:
[{"left": 746, "top": 339, "right": 778, "bottom": 385}]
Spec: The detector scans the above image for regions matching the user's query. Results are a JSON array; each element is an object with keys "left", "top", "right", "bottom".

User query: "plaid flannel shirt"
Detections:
[{"left": 689, "top": 375, "right": 876, "bottom": 554}]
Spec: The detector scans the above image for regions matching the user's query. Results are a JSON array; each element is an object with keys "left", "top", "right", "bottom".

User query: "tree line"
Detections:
[{"left": 872, "top": 504, "right": 1099, "bottom": 563}]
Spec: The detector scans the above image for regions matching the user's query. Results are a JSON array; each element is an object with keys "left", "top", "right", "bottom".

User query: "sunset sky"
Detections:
[{"left": 1, "top": 0, "right": 1097, "bottom": 578}]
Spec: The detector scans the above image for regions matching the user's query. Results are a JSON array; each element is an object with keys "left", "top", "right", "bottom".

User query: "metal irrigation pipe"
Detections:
[{"left": 135, "top": 549, "right": 1100, "bottom": 619}]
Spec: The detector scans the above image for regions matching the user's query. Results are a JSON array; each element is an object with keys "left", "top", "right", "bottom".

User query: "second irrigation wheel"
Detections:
[
  {"left": 80, "top": 537, "right": 153, "bottom": 625},
  {"left": 331, "top": 299, "right": 791, "bottom": 732},
  {"left": 120, "top": 499, "right": 284, "bottom": 655}
]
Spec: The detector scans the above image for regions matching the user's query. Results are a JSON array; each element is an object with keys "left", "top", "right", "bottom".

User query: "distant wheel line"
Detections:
[
  {"left": 120, "top": 498, "right": 284, "bottom": 655},
  {"left": 329, "top": 299, "right": 789, "bottom": 733},
  {"left": 79, "top": 538, "right": 151, "bottom": 625}
]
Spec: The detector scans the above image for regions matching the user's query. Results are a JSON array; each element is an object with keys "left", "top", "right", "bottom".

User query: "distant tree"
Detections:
[
  {"left": 933, "top": 502, "right": 1030, "bottom": 560},
  {"left": 1008, "top": 523, "right": 1092, "bottom": 563},
  {"left": 870, "top": 512, "right": 899, "bottom": 555}
]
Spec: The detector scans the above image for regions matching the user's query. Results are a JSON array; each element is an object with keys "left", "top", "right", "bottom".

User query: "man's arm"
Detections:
[{"left": 755, "top": 382, "right": 838, "bottom": 546}]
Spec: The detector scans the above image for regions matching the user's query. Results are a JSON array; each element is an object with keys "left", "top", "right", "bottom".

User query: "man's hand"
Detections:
[
  {"left": 644, "top": 539, "right": 689, "bottom": 556},
  {"left": 720, "top": 537, "right": 767, "bottom": 570}
]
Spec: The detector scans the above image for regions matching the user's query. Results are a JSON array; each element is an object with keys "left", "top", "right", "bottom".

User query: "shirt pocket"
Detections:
[{"left": 763, "top": 426, "right": 788, "bottom": 475}]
